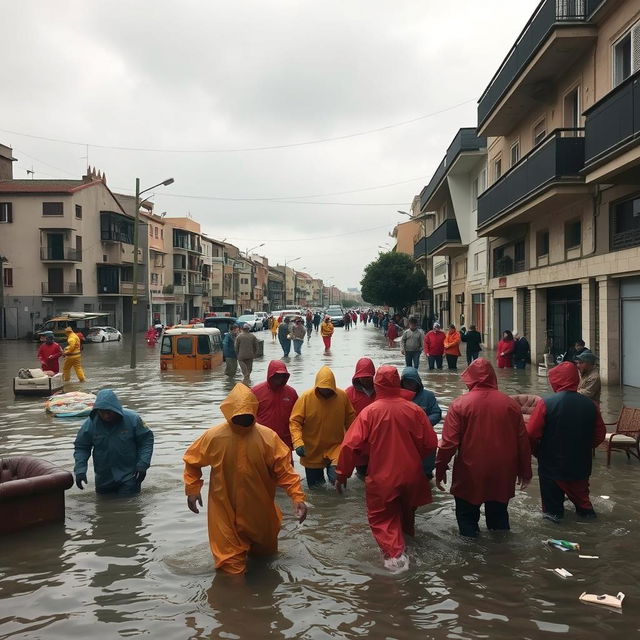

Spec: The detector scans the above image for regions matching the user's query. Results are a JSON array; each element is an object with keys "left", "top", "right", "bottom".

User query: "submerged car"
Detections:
[
  {"left": 326, "top": 306, "right": 345, "bottom": 327},
  {"left": 236, "top": 314, "right": 263, "bottom": 332},
  {"left": 85, "top": 326, "right": 122, "bottom": 343}
]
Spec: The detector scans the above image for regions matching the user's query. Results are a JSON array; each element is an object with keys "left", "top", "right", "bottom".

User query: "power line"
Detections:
[
  {"left": 0, "top": 98, "right": 474, "bottom": 154},
  {"left": 219, "top": 223, "right": 393, "bottom": 243}
]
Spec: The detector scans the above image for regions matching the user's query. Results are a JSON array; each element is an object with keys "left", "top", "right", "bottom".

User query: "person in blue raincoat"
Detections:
[
  {"left": 73, "top": 389, "right": 154, "bottom": 494},
  {"left": 400, "top": 367, "right": 442, "bottom": 478}
]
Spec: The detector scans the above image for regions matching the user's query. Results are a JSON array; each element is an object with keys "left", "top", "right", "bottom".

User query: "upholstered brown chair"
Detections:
[
  {"left": 0, "top": 456, "right": 73, "bottom": 534},
  {"left": 511, "top": 394, "right": 542, "bottom": 424}
]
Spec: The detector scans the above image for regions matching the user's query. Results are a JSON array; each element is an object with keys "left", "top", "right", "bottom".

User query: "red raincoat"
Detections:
[
  {"left": 345, "top": 358, "right": 376, "bottom": 415},
  {"left": 37, "top": 341, "right": 64, "bottom": 374},
  {"left": 424, "top": 329, "right": 445, "bottom": 356},
  {"left": 337, "top": 366, "right": 438, "bottom": 558},
  {"left": 435, "top": 358, "right": 532, "bottom": 505},
  {"left": 252, "top": 361, "right": 299, "bottom": 450},
  {"left": 496, "top": 338, "right": 515, "bottom": 368}
]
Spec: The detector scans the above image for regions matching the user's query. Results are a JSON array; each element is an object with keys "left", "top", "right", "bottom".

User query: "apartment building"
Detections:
[
  {"left": 267, "top": 268, "right": 285, "bottom": 310},
  {"left": 417, "top": 128, "right": 488, "bottom": 333},
  {"left": 202, "top": 235, "right": 226, "bottom": 313},
  {"left": 476, "top": 0, "right": 640, "bottom": 384},
  {"left": 0, "top": 163, "right": 148, "bottom": 337},
  {"left": 141, "top": 211, "right": 168, "bottom": 325}
]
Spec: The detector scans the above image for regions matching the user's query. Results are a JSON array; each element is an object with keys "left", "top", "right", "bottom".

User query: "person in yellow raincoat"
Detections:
[
  {"left": 183, "top": 384, "right": 307, "bottom": 575},
  {"left": 62, "top": 326, "right": 86, "bottom": 382},
  {"left": 289, "top": 365, "right": 355, "bottom": 487},
  {"left": 270, "top": 315, "right": 280, "bottom": 343}
]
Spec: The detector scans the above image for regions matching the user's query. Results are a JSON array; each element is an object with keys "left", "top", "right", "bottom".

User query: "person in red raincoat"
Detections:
[
  {"left": 496, "top": 330, "right": 515, "bottom": 368},
  {"left": 252, "top": 360, "right": 299, "bottom": 450},
  {"left": 526, "top": 362, "right": 606, "bottom": 522},
  {"left": 435, "top": 358, "right": 532, "bottom": 537},
  {"left": 336, "top": 365, "right": 438, "bottom": 573},
  {"left": 37, "top": 331, "right": 64, "bottom": 374},
  {"left": 345, "top": 357, "right": 377, "bottom": 478},
  {"left": 386, "top": 320, "right": 399, "bottom": 347},
  {"left": 424, "top": 323, "right": 446, "bottom": 370}
]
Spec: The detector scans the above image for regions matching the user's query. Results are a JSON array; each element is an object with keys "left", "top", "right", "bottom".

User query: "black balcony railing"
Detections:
[
  {"left": 584, "top": 71, "right": 640, "bottom": 169},
  {"left": 40, "top": 247, "right": 82, "bottom": 261},
  {"left": 41, "top": 282, "right": 83, "bottom": 295},
  {"left": 420, "top": 128, "right": 486, "bottom": 211},
  {"left": 428, "top": 218, "right": 462, "bottom": 254},
  {"left": 478, "top": 0, "right": 602, "bottom": 127},
  {"left": 414, "top": 237, "right": 430, "bottom": 259},
  {"left": 477, "top": 128, "right": 585, "bottom": 229}
]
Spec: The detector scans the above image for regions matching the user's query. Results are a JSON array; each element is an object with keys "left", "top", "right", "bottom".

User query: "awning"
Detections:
[{"left": 223, "top": 299, "right": 236, "bottom": 305}]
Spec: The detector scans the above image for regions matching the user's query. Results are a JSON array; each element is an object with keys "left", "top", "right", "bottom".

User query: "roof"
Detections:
[{"left": 0, "top": 178, "right": 105, "bottom": 194}]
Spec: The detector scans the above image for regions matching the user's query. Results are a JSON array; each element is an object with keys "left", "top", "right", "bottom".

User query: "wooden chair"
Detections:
[{"left": 601, "top": 407, "right": 640, "bottom": 466}]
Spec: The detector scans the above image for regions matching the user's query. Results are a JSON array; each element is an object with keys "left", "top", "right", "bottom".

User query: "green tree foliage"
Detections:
[
  {"left": 340, "top": 299, "right": 359, "bottom": 308},
  {"left": 360, "top": 252, "right": 425, "bottom": 310}
]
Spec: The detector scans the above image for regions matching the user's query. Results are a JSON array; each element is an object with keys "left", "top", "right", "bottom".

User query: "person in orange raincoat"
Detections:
[
  {"left": 289, "top": 365, "right": 355, "bottom": 487},
  {"left": 345, "top": 357, "right": 377, "bottom": 479},
  {"left": 435, "top": 358, "right": 532, "bottom": 537},
  {"left": 320, "top": 316, "right": 334, "bottom": 352},
  {"left": 443, "top": 324, "right": 461, "bottom": 371},
  {"left": 336, "top": 366, "right": 438, "bottom": 573},
  {"left": 252, "top": 360, "right": 298, "bottom": 450},
  {"left": 183, "top": 384, "right": 307, "bottom": 575}
]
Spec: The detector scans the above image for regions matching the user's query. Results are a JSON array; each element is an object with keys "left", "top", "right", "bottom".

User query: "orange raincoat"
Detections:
[
  {"left": 289, "top": 366, "right": 355, "bottom": 469},
  {"left": 183, "top": 384, "right": 305, "bottom": 574}
]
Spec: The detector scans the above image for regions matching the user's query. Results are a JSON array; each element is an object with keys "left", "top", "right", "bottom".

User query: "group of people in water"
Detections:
[{"left": 72, "top": 342, "right": 606, "bottom": 575}]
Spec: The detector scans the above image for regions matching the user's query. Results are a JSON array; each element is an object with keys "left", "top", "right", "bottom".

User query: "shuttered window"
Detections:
[{"left": 0, "top": 202, "right": 12, "bottom": 223}]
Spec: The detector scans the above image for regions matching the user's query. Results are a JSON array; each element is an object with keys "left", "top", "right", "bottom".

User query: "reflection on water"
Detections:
[{"left": 1, "top": 329, "right": 639, "bottom": 639}]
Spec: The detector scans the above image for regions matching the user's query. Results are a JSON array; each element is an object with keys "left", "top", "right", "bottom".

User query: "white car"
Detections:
[
  {"left": 86, "top": 326, "right": 122, "bottom": 343},
  {"left": 237, "top": 314, "right": 263, "bottom": 332}
]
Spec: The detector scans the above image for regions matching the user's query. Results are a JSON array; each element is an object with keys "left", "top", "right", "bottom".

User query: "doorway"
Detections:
[
  {"left": 496, "top": 298, "right": 513, "bottom": 339},
  {"left": 47, "top": 268, "right": 63, "bottom": 294},
  {"left": 47, "top": 233, "right": 64, "bottom": 260},
  {"left": 546, "top": 285, "right": 582, "bottom": 358}
]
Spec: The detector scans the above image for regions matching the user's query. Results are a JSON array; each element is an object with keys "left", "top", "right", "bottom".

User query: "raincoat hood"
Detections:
[
  {"left": 400, "top": 366, "right": 424, "bottom": 392},
  {"left": 461, "top": 358, "right": 498, "bottom": 391},
  {"left": 314, "top": 365, "right": 337, "bottom": 391},
  {"left": 352, "top": 357, "right": 375, "bottom": 385},
  {"left": 266, "top": 360, "right": 290, "bottom": 388},
  {"left": 91, "top": 389, "right": 124, "bottom": 419},
  {"left": 64, "top": 327, "right": 73, "bottom": 333},
  {"left": 373, "top": 365, "right": 402, "bottom": 397},
  {"left": 548, "top": 361, "right": 579, "bottom": 392},
  {"left": 221, "top": 383, "right": 259, "bottom": 425}
]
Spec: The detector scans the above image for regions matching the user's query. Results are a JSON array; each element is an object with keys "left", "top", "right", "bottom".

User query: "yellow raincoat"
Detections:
[
  {"left": 62, "top": 328, "right": 85, "bottom": 381},
  {"left": 289, "top": 366, "right": 355, "bottom": 469},
  {"left": 270, "top": 317, "right": 280, "bottom": 339},
  {"left": 320, "top": 320, "right": 334, "bottom": 338},
  {"left": 183, "top": 384, "right": 305, "bottom": 574}
]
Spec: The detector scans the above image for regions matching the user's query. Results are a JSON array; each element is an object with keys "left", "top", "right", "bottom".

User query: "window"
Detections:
[
  {"left": 479, "top": 168, "right": 487, "bottom": 192},
  {"left": 473, "top": 252, "right": 480, "bottom": 271},
  {"left": 613, "top": 22, "right": 640, "bottom": 87},
  {"left": 3, "top": 267, "right": 13, "bottom": 287},
  {"left": 510, "top": 140, "right": 520, "bottom": 167},
  {"left": 197, "top": 335, "right": 211, "bottom": 354},
  {"left": 564, "top": 88, "right": 580, "bottom": 129},
  {"left": 537, "top": 230, "right": 550, "bottom": 257},
  {"left": 151, "top": 273, "right": 159, "bottom": 285},
  {"left": 177, "top": 337, "right": 193, "bottom": 355},
  {"left": 161, "top": 336, "right": 172, "bottom": 355},
  {"left": 154, "top": 227, "right": 158, "bottom": 238},
  {"left": 75, "top": 205, "right": 82, "bottom": 219},
  {"left": 160, "top": 229, "right": 163, "bottom": 239},
  {"left": 533, "top": 120, "right": 546, "bottom": 146},
  {"left": 0, "top": 202, "right": 12, "bottom": 223},
  {"left": 611, "top": 196, "right": 640, "bottom": 250},
  {"left": 565, "top": 219, "right": 582, "bottom": 249},
  {"left": 149, "top": 225, "right": 153, "bottom": 237},
  {"left": 75, "top": 269, "right": 82, "bottom": 285},
  {"left": 494, "top": 157, "right": 502, "bottom": 181},
  {"left": 42, "top": 202, "right": 63, "bottom": 216},
  {"left": 471, "top": 178, "right": 479, "bottom": 210}
]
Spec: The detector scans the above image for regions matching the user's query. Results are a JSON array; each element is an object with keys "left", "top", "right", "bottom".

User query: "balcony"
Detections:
[
  {"left": 40, "top": 247, "right": 81, "bottom": 262},
  {"left": 427, "top": 218, "right": 464, "bottom": 256},
  {"left": 41, "top": 282, "right": 83, "bottom": 295},
  {"left": 191, "top": 284, "right": 204, "bottom": 295},
  {"left": 477, "top": 129, "right": 586, "bottom": 234},
  {"left": 120, "top": 281, "right": 145, "bottom": 295},
  {"left": 477, "top": 0, "right": 601, "bottom": 135},
  {"left": 420, "top": 128, "right": 486, "bottom": 211},
  {"left": 583, "top": 71, "right": 640, "bottom": 182},
  {"left": 414, "top": 237, "right": 431, "bottom": 259}
]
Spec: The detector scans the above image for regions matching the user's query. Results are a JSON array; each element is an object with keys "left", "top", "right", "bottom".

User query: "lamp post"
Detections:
[
  {"left": 283, "top": 256, "right": 301, "bottom": 307},
  {"left": 0, "top": 255, "right": 6, "bottom": 339},
  {"left": 245, "top": 243, "right": 265, "bottom": 258},
  {"left": 130, "top": 177, "right": 174, "bottom": 369}
]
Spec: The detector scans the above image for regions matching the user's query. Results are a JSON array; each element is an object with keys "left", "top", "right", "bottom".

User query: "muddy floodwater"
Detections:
[{"left": 1, "top": 326, "right": 639, "bottom": 639}]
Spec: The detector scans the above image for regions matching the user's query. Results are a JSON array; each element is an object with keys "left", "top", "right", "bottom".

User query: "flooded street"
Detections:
[{"left": 1, "top": 326, "right": 639, "bottom": 639}]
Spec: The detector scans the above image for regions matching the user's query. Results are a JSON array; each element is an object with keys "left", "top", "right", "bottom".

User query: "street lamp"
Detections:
[
  {"left": 130, "top": 177, "right": 174, "bottom": 369},
  {"left": 245, "top": 242, "right": 265, "bottom": 258},
  {"left": 283, "top": 256, "right": 301, "bottom": 307}
]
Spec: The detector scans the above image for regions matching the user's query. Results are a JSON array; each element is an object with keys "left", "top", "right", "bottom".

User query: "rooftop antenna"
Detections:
[{"left": 26, "top": 167, "right": 35, "bottom": 178}]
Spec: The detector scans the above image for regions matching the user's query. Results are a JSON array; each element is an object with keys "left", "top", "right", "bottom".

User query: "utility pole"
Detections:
[{"left": 0, "top": 255, "right": 6, "bottom": 339}]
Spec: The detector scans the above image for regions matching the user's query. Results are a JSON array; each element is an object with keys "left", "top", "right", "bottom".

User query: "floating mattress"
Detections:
[{"left": 45, "top": 391, "right": 96, "bottom": 417}]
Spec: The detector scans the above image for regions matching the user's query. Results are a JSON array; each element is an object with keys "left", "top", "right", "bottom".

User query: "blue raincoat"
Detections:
[
  {"left": 222, "top": 332, "right": 237, "bottom": 359},
  {"left": 73, "top": 389, "right": 154, "bottom": 493},
  {"left": 401, "top": 367, "right": 442, "bottom": 477}
]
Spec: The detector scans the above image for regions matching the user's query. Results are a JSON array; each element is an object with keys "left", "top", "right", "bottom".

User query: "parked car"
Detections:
[
  {"left": 86, "top": 326, "right": 122, "bottom": 343},
  {"left": 254, "top": 311, "right": 269, "bottom": 329},
  {"left": 203, "top": 316, "right": 238, "bottom": 336},
  {"left": 237, "top": 314, "right": 263, "bottom": 332}
]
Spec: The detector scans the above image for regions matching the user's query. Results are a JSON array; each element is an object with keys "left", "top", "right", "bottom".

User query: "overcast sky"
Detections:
[{"left": 1, "top": 0, "right": 538, "bottom": 290}]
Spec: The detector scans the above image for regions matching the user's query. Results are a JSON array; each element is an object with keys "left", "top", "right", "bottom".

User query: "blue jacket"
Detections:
[
  {"left": 73, "top": 389, "right": 154, "bottom": 489},
  {"left": 222, "top": 332, "right": 237, "bottom": 359},
  {"left": 400, "top": 367, "right": 442, "bottom": 427}
]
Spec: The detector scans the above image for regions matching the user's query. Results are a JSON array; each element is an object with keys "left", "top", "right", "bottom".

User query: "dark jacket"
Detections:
[
  {"left": 222, "top": 332, "right": 236, "bottom": 359},
  {"left": 461, "top": 329, "right": 482, "bottom": 354},
  {"left": 526, "top": 363, "right": 606, "bottom": 481},
  {"left": 514, "top": 337, "right": 530, "bottom": 361},
  {"left": 278, "top": 322, "right": 291, "bottom": 342},
  {"left": 400, "top": 367, "right": 442, "bottom": 427},
  {"left": 74, "top": 389, "right": 154, "bottom": 489}
]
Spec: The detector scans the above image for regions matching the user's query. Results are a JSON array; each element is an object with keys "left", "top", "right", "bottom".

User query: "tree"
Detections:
[
  {"left": 360, "top": 252, "right": 425, "bottom": 311},
  {"left": 340, "top": 298, "right": 359, "bottom": 308}
]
